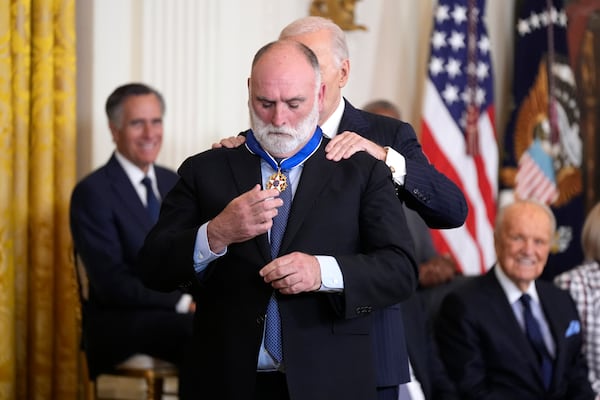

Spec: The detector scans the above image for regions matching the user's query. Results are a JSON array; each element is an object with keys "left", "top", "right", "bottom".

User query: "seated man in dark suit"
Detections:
[
  {"left": 69, "top": 83, "right": 196, "bottom": 398},
  {"left": 137, "top": 39, "right": 418, "bottom": 400},
  {"left": 435, "top": 199, "right": 594, "bottom": 399}
]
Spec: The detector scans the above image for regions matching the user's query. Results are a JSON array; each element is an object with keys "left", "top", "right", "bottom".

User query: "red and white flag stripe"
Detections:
[{"left": 421, "top": 80, "right": 497, "bottom": 275}]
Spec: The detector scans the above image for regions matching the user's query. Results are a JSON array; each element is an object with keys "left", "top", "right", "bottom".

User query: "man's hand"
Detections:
[
  {"left": 325, "top": 131, "right": 387, "bottom": 161},
  {"left": 207, "top": 185, "right": 281, "bottom": 253},
  {"left": 259, "top": 252, "right": 321, "bottom": 295},
  {"left": 211, "top": 135, "right": 246, "bottom": 149},
  {"left": 418, "top": 254, "right": 457, "bottom": 288}
]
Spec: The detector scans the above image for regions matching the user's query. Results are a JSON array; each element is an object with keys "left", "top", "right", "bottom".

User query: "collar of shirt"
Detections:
[
  {"left": 494, "top": 263, "right": 540, "bottom": 305},
  {"left": 114, "top": 150, "right": 158, "bottom": 203},
  {"left": 319, "top": 97, "right": 345, "bottom": 139},
  {"left": 495, "top": 263, "right": 556, "bottom": 356}
]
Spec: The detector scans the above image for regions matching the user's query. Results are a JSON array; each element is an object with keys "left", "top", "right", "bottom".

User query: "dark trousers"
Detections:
[{"left": 255, "top": 371, "right": 289, "bottom": 400}]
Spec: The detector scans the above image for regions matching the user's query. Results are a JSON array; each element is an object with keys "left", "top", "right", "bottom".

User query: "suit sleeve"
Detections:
[
  {"left": 70, "top": 179, "right": 182, "bottom": 309},
  {"left": 334, "top": 157, "right": 418, "bottom": 318},
  {"left": 137, "top": 156, "right": 212, "bottom": 293},
  {"left": 435, "top": 291, "right": 503, "bottom": 400},
  {"left": 391, "top": 121, "right": 468, "bottom": 229}
]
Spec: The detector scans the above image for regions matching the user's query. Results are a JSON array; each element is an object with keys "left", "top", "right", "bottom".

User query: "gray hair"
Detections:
[
  {"left": 279, "top": 16, "right": 349, "bottom": 69},
  {"left": 494, "top": 199, "right": 557, "bottom": 238},
  {"left": 105, "top": 83, "right": 165, "bottom": 126}
]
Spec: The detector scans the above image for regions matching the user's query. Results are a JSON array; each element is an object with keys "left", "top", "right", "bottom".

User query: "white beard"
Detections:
[{"left": 250, "top": 102, "right": 319, "bottom": 157}]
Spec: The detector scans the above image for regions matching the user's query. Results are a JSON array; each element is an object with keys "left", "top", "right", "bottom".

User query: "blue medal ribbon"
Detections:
[{"left": 245, "top": 126, "right": 323, "bottom": 172}]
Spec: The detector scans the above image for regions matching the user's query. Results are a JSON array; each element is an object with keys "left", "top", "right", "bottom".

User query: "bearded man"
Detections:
[{"left": 137, "top": 40, "right": 417, "bottom": 400}]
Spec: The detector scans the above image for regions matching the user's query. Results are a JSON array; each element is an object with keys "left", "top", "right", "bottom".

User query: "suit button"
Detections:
[{"left": 256, "top": 315, "right": 265, "bottom": 325}]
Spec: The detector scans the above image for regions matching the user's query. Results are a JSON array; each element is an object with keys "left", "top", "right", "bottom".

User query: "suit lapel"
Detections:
[
  {"left": 105, "top": 155, "right": 153, "bottom": 229},
  {"left": 278, "top": 142, "right": 332, "bottom": 255},
  {"left": 227, "top": 144, "right": 271, "bottom": 262},
  {"left": 537, "top": 283, "right": 563, "bottom": 386},
  {"left": 155, "top": 167, "right": 174, "bottom": 198},
  {"left": 486, "top": 271, "right": 545, "bottom": 368},
  {"left": 487, "top": 270, "right": 552, "bottom": 387}
]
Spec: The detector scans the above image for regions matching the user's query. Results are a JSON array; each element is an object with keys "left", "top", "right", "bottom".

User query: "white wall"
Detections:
[{"left": 75, "top": 0, "right": 515, "bottom": 177}]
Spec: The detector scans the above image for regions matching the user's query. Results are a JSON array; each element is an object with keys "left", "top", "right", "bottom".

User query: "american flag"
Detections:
[{"left": 420, "top": 0, "right": 497, "bottom": 275}]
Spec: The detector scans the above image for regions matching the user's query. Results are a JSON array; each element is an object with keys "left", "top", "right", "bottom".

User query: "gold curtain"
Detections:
[{"left": 0, "top": 0, "right": 78, "bottom": 399}]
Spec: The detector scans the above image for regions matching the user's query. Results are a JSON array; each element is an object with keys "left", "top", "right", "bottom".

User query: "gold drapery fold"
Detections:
[{"left": 0, "top": 0, "right": 77, "bottom": 398}]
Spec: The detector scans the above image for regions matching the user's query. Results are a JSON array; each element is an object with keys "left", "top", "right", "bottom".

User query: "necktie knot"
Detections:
[
  {"left": 520, "top": 293, "right": 532, "bottom": 307},
  {"left": 141, "top": 176, "right": 160, "bottom": 222}
]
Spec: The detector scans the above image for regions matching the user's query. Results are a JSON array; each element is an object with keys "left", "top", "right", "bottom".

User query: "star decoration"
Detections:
[
  {"left": 478, "top": 35, "right": 490, "bottom": 54},
  {"left": 442, "top": 84, "right": 460, "bottom": 104},
  {"left": 446, "top": 58, "right": 462, "bottom": 79},
  {"left": 448, "top": 31, "right": 466, "bottom": 52},
  {"left": 451, "top": 5, "right": 468, "bottom": 25},
  {"left": 435, "top": 5, "right": 450, "bottom": 23},
  {"left": 431, "top": 31, "right": 447, "bottom": 50},
  {"left": 517, "top": 8, "right": 568, "bottom": 37},
  {"left": 476, "top": 61, "right": 489, "bottom": 80},
  {"left": 429, "top": 57, "right": 445, "bottom": 76}
]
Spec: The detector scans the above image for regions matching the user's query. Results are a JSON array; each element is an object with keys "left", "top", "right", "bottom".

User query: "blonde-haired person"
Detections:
[{"left": 555, "top": 202, "right": 600, "bottom": 396}]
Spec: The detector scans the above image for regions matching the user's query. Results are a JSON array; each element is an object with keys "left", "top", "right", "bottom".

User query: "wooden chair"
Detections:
[
  {"left": 95, "top": 354, "right": 178, "bottom": 400},
  {"left": 74, "top": 250, "right": 179, "bottom": 400}
]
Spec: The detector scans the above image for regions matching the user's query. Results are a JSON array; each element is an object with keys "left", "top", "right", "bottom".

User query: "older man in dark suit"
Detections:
[
  {"left": 69, "top": 83, "right": 195, "bottom": 398},
  {"left": 435, "top": 200, "right": 594, "bottom": 399},
  {"left": 137, "top": 40, "right": 417, "bottom": 400},
  {"left": 215, "top": 17, "right": 467, "bottom": 400}
]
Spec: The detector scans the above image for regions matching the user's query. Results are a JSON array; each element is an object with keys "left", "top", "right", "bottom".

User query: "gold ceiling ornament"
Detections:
[{"left": 309, "top": 0, "right": 367, "bottom": 31}]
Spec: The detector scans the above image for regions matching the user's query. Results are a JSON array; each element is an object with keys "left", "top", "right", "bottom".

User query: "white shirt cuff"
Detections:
[
  {"left": 193, "top": 222, "right": 226, "bottom": 273},
  {"left": 385, "top": 146, "right": 407, "bottom": 186},
  {"left": 317, "top": 255, "right": 343, "bottom": 292},
  {"left": 175, "top": 294, "right": 193, "bottom": 313}
]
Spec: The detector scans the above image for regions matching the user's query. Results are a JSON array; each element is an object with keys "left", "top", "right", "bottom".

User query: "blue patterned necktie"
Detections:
[
  {"left": 244, "top": 132, "right": 320, "bottom": 365},
  {"left": 141, "top": 176, "right": 160, "bottom": 223},
  {"left": 264, "top": 168, "right": 292, "bottom": 364},
  {"left": 520, "top": 294, "right": 553, "bottom": 389}
]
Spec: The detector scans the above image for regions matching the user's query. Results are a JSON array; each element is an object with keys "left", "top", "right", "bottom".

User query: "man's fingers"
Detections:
[
  {"left": 243, "top": 185, "right": 280, "bottom": 205},
  {"left": 325, "top": 131, "right": 364, "bottom": 161},
  {"left": 217, "top": 136, "right": 247, "bottom": 149}
]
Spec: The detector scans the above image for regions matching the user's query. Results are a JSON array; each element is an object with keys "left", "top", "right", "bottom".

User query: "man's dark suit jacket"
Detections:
[
  {"left": 70, "top": 154, "right": 193, "bottom": 378},
  {"left": 137, "top": 137, "right": 418, "bottom": 400},
  {"left": 435, "top": 267, "right": 594, "bottom": 400},
  {"left": 338, "top": 99, "right": 468, "bottom": 387},
  {"left": 402, "top": 295, "right": 458, "bottom": 400}
]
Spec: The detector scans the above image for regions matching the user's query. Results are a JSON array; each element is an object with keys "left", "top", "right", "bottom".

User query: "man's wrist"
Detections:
[{"left": 383, "top": 146, "right": 395, "bottom": 173}]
